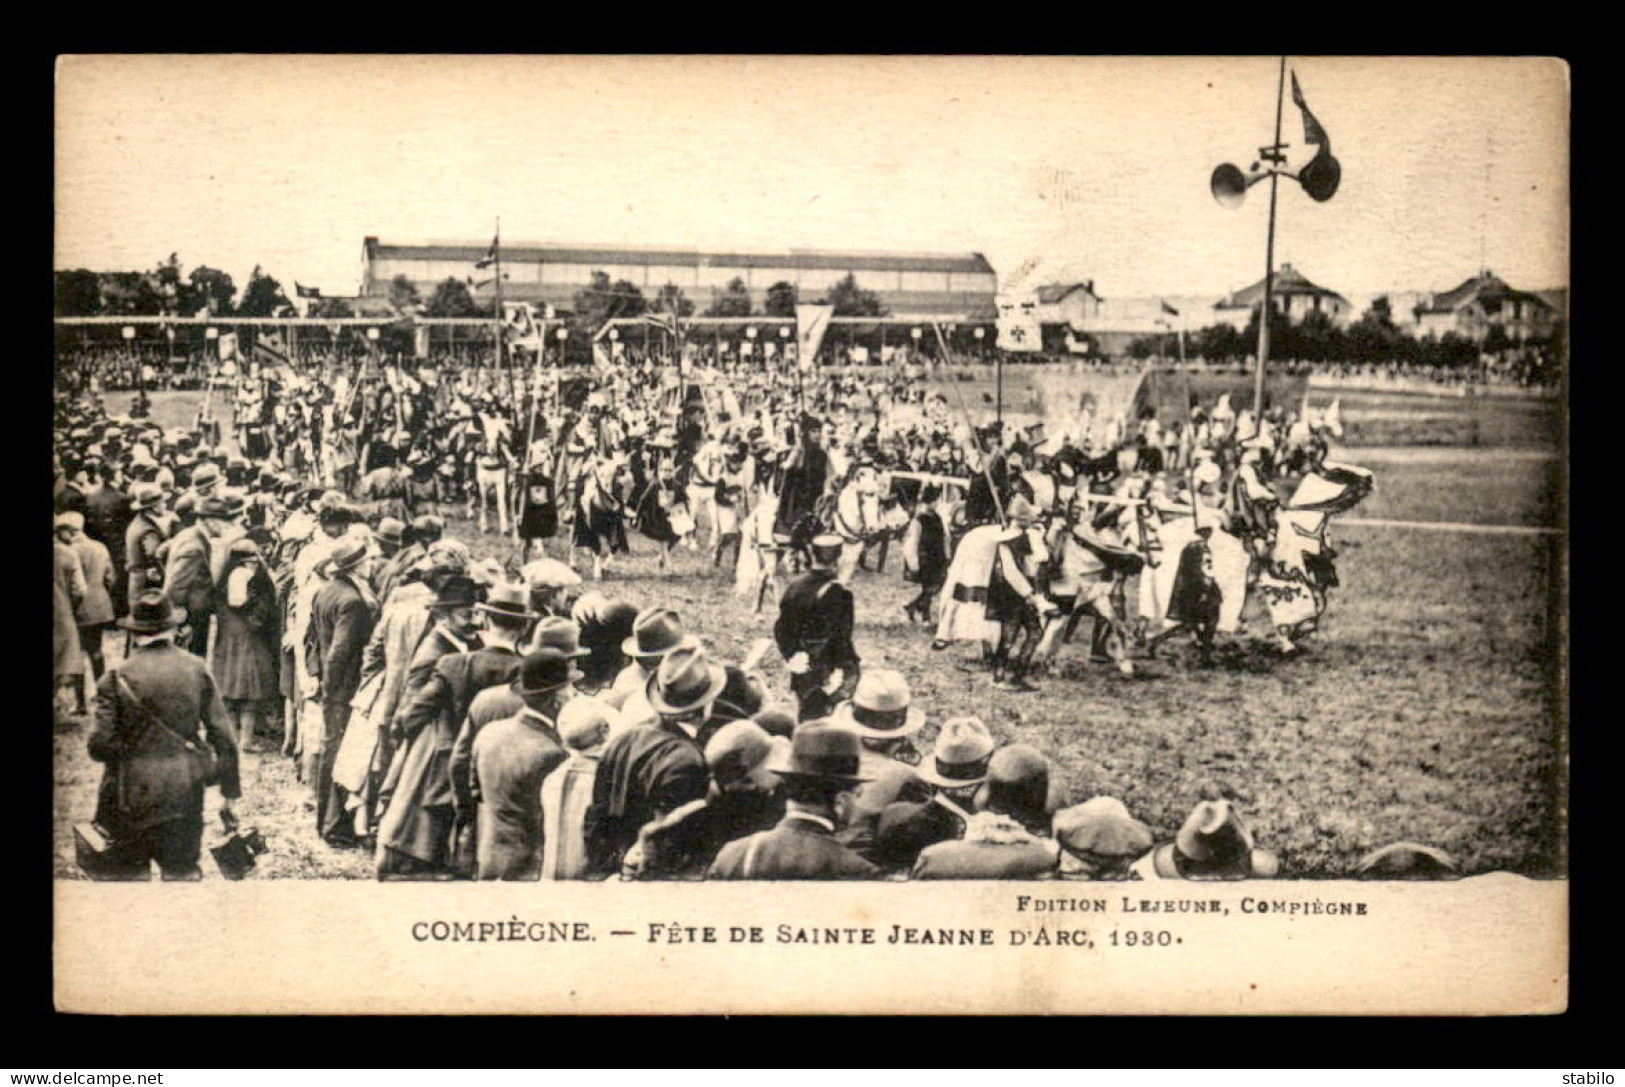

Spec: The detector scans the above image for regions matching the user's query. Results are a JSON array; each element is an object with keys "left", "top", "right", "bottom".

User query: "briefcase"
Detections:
[
  {"left": 73, "top": 821, "right": 121, "bottom": 879},
  {"left": 209, "top": 810, "right": 269, "bottom": 880}
]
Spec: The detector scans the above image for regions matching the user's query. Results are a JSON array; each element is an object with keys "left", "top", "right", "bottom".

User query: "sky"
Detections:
[{"left": 54, "top": 55, "right": 1570, "bottom": 302}]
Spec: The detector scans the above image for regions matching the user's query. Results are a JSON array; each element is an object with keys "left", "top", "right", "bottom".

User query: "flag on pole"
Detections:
[
  {"left": 794, "top": 303, "right": 835, "bottom": 371},
  {"left": 1160, "top": 300, "right": 1180, "bottom": 316},
  {"left": 475, "top": 235, "right": 499, "bottom": 270},
  {"left": 1290, "top": 70, "right": 1329, "bottom": 147},
  {"left": 218, "top": 331, "right": 239, "bottom": 363},
  {"left": 295, "top": 283, "right": 321, "bottom": 299}
]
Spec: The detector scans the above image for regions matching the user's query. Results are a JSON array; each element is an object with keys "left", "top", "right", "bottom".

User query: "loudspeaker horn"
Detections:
[
  {"left": 1298, "top": 145, "right": 1342, "bottom": 202},
  {"left": 1210, "top": 163, "right": 1268, "bottom": 209}
]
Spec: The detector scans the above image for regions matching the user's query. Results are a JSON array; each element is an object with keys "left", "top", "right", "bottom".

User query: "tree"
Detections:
[
  {"left": 763, "top": 280, "right": 798, "bottom": 317},
  {"left": 571, "top": 271, "right": 648, "bottom": 335},
  {"left": 388, "top": 274, "right": 422, "bottom": 312},
  {"left": 704, "top": 276, "right": 753, "bottom": 318},
  {"left": 310, "top": 296, "right": 355, "bottom": 319},
  {"left": 54, "top": 270, "right": 101, "bottom": 316},
  {"left": 424, "top": 277, "right": 479, "bottom": 318},
  {"left": 185, "top": 266, "right": 236, "bottom": 316},
  {"left": 98, "top": 272, "right": 164, "bottom": 316},
  {"left": 238, "top": 265, "right": 294, "bottom": 317},
  {"left": 653, "top": 282, "right": 695, "bottom": 319},
  {"left": 153, "top": 253, "right": 184, "bottom": 314},
  {"left": 821, "top": 273, "right": 886, "bottom": 317}
]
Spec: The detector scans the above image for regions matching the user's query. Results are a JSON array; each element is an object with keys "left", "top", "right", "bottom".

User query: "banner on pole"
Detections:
[{"left": 794, "top": 304, "right": 835, "bottom": 370}]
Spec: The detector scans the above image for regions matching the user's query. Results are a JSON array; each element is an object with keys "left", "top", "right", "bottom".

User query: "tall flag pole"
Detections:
[{"left": 1253, "top": 56, "right": 1288, "bottom": 424}]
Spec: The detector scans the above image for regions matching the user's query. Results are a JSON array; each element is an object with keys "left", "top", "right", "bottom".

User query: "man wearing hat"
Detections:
[
  {"left": 1136, "top": 796, "right": 1279, "bottom": 881},
  {"left": 572, "top": 594, "right": 641, "bottom": 690},
  {"left": 1053, "top": 796, "right": 1155, "bottom": 880},
  {"left": 627, "top": 719, "right": 790, "bottom": 879},
  {"left": 584, "top": 639, "right": 724, "bottom": 876},
  {"left": 369, "top": 517, "right": 407, "bottom": 601},
  {"left": 708, "top": 724, "right": 879, "bottom": 881},
  {"left": 85, "top": 591, "right": 243, "bottom": 879},
  {"left": 873, "top": 716, "right": 997, "bottom": 871},
  {"left": 379, "top": 580, "right": 533, "bottom": 878},
  {"left": 774, "top": 533, "right": 860, "bottom": 722},
  {"left": 164, "top": 491, "right": 242, "bottom": 657},
  {"left": 306, "top": 536, "right": 380, "bottom": 846},
  {"left": 83, "top": 460, "right": 133, "bottom": 618},
  {"left": 123, "top": 482, "right": 171, "bottom": 608},
  {"left": 468, "top": 648, "right": 582, "bottom": 880},
  {"left": 60, "top": 511, "right": 116, "bottom": 689},
  {"left": 603, "top": 607, "right": 685, "bottom": 720},
  {"left": 912, "top": 744, "right": 1061, "bottom": 880}
]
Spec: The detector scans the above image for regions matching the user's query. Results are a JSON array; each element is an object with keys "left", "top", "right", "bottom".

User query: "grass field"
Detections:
[{"left": 57, "top": 390, "right": 1566, "bottom": 880}]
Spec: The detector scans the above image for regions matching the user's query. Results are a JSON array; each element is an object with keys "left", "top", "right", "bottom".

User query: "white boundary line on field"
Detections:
[{"left": 1339, "top": 517, "right": 1563, "bottom": 536}]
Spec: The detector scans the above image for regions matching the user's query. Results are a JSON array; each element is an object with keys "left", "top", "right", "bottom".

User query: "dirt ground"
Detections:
[{"left": 56, "top": 391, "right": 1566, "bottom": 880}]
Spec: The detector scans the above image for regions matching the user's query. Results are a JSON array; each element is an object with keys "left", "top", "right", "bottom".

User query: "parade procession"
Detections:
[{"left": 51, "top": 56, "right": 1566, "bottom": 889}]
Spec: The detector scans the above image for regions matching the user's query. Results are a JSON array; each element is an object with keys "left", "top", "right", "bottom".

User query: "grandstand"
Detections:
[{"left": 359, "top": 238, "right": 999, "bottom": 321}]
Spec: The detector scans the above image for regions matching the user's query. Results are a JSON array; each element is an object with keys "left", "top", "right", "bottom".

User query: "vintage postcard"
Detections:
[{"left": 52, "top": 54, "right": 1567, "bottom": 1015}]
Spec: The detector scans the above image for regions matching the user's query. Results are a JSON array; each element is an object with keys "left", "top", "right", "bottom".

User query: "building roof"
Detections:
[
  {"left": 363, "top": 237, "right": 995, "bottom": 277},
  {"left": 1215, "top": 263, "right": 1349, "bottom": 310},
  {"left": 1417, "top": 270, "right": 1554, "bottom": 315},
  {"left": 1034, "top": 282, "right": 1099, "bottom": 305}
]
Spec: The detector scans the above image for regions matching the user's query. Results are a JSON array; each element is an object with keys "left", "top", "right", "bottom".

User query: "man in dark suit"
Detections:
[
  {"left": 774, "top": 534, "right": 859, "bottom": 722},
  {"left": 124, "top": 483, "right": 169, "bottom": 606},
  {"left": 911, "top": 745, "right": 1059, "bottom": 880},
  {"left": 86, "top": 591, "right": 242, "bottom": 880},
  {"left": 708, "top": 725, "right": 879, "bottom": 881},
  {"left": 583, "top": 640, "right": 721, "bottom": 876},
  {"left": 306, "top": 538, "right": 380, "bottom": 846},
  {"left": 164, "top": 493, "right": 239, "bottom": 656},
  {"left": 83, "top": 462, "right": 133, "bottom": 616},
  {"left": 378, "top": 581, "right": 532, "bottom": 877}
]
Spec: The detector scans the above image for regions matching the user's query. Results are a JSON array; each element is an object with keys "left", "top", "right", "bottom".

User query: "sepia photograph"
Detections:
[{"left": 51, "top": 54, "right": 1567, "bottom": 1015}]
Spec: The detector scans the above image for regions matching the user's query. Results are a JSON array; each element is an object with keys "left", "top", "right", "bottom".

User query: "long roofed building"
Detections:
[{"left": 360, "top": 237, "right": 999, "bottom": 320}]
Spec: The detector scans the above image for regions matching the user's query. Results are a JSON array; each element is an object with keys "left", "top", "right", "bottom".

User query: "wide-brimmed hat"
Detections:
[
  {"left": 1355, "top": 841, "right": 1460, "bottom": 880},
  {"left": 829, "top": 669, "right": 926, "bottom": 740},
  {"left": 1152, "top": 799, "right": 1280, "bottom": 880},
  {"left": 521, "top": 557, "right": 582, "bottom": 590},
  {"left": 976, "top": 743, "right": 1051, "bottom": 822},
  {"left": 477, "top": 581, "right": 540, "bottom": 622},
  {"left": 622, "top": 607, "right": 685, "bottom": 659},
  {"left": 318, "top": 537, "right": 369, "bottom": 577},
  {"left": 1054, "top": 796, "right": 1154, "bottom": 874},
  {"left": 130, "top": 482, "right": 165, "bottom": 511},
  {"left": 189, "top": 462, "right": 222, "bottom": 491},
  {"left": 531, "top": 616, "right": 591, "bottom": 658},
  {"left": 117, "top": 590, "right": 183, "bottom": 633},
  {"left": 509, "top": 647, "right": 585, "bottom": 697},
  {"left": 915, "top": 716, "right": 996, "bottom": 789},
  {"left": 768, "top": 722, "right": 871, "bottom": 785},
  {"left": 374, "top": 517, "right": 406, "bottom": 547},
  {"left": 198, "top": 492, "right": 246, "bottom": 520},
  {"left": 428, "top": 574, "right": 479, "bottom": 610},
  {"left": 646, "top": 638, "right": 729, "bottom": 716}
]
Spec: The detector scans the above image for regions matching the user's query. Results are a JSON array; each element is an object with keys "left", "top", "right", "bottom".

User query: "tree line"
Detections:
[{"left": 1125, "top": 298, "right": 1565, "bottom": 369}]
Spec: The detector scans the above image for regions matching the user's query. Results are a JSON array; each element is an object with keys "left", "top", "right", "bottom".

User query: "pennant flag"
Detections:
[
  {"left": 414, "top": 324, "right": 431, "bottom": 359},
  {"left": 794, "top": 303, "right": 835, "bottom": 371},
  {"left": 295, "top": 283, "right": 321, "bottom": 299},
  {"left": 217, "top": 331, "right": 239, "bottom": 363},
  {"left": 1290, "top": 70, "right": 1329, "bottom": 147},
  {"left": 253, "top": 328, "right": 290, "bottom": 367},
  {"left": 502, "top": 301, "right": 541, "bottom": 350},
  {"left": 474, "top": 235, "right": 499, "bottom": 270},
  {"left": 1160, "top": 300, "right": 1180, "bottom": 316}
]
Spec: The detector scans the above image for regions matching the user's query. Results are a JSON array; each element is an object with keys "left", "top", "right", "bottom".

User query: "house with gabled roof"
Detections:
[
  {"left": 1211, "top": 263, "right": 1351, "bottom": 331},
  {"left": 1411, "top": 269, "right": 1558, "bottom": 342}
]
